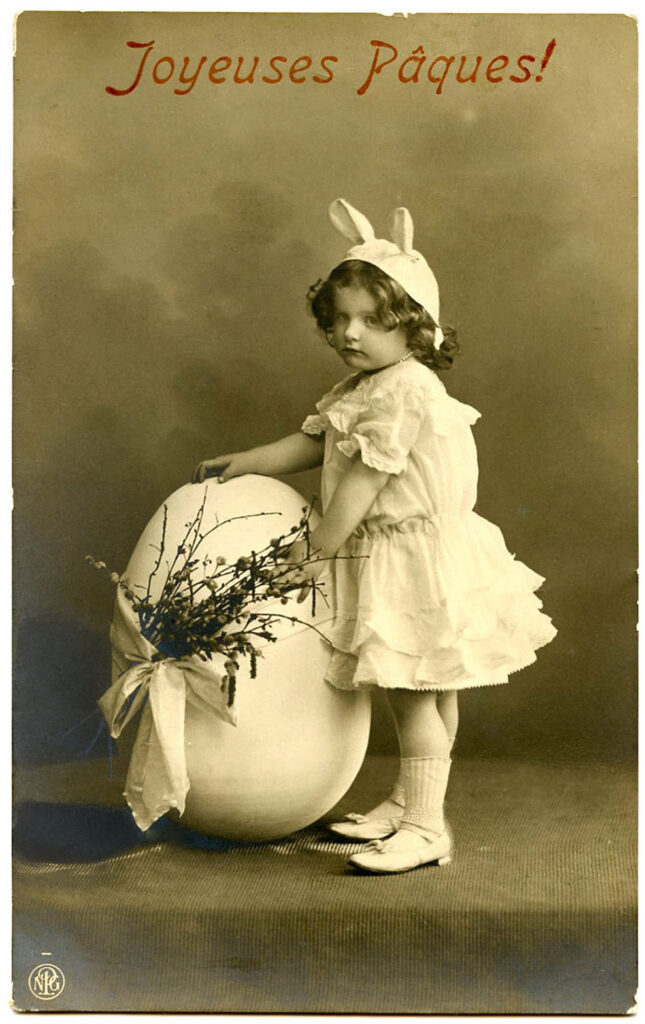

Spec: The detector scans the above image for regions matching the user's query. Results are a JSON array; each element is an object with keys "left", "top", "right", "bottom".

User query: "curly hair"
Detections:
[{"left": 307, "top": 260, "right": 459, "bottom": 371}]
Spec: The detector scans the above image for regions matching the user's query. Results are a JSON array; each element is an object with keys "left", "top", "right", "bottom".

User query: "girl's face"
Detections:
[{"left": 331, "top": 286, "right": 410, "bottom": 371}]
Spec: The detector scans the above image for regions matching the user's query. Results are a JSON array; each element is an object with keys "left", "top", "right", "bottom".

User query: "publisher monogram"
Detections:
[{"left": 28, "top": 964, "right": 65, "bottom": 1001}]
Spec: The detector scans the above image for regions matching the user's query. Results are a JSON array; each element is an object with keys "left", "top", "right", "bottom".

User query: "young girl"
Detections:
[{"left": 193, "top": 199, "right": 557, "bottom": 875}]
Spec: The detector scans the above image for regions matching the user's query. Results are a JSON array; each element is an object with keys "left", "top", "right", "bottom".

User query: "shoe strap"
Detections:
[
  {"left": 363, "top": 840, "right": 385, "bottom": 853},
  {"left": 399, "top": 822, "right": 446, "bottom": 842}
]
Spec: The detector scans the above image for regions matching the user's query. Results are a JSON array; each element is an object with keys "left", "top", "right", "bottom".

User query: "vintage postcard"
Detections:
[{"left": 12, "top": 12, "right": 637, "bottom": 1014}]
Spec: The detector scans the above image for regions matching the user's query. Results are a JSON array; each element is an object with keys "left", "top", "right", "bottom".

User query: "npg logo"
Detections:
[{"left": 28, "top": 963, "right": 65, "bottom": 1001}]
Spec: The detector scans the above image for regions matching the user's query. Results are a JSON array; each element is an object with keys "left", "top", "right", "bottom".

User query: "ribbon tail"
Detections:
[
  {"left": 98, "top": 664, "right": 151, "bottom": 739},
  {"left": 116, "top": 662, "right": 191, "bottom": 831},
  {"left": 147, "top": 663, "right": 190, "bottom": 819},
  {"left": 123, "top": 702, "right": 158, "bottom": 830},
  {"left": 122, "top": 693, "right": 187, "bottom": 832}
]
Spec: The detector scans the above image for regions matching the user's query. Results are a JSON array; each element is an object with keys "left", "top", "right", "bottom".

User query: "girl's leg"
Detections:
[
  {"left": 374, "top": 688, "right": 460, "bottom": 806},
  {"left": 371, "top": 693, "right": 406, "bottom": 808},
  {"left": 349, "top": 690, "right": 453, "bottom": 872},
  {"left": 386, "top": 688, "right": 451, "bottom": 758},
  {"left": 328, "top": 695, "right": 406, "bottom": 839},
  {"left": 436, "top": 690, "right": 459, "bottom": 749},
  {"left": 330, "top": 690, "right": 457, "bottom": 842}
]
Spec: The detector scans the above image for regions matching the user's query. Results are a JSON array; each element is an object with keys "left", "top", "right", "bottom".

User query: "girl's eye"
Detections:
[
  {"left": 364, "top": 316, "right": 379, "bottom": 327},
  {"left": 334, "top": 312, "right": 348, "bottom": 323}
]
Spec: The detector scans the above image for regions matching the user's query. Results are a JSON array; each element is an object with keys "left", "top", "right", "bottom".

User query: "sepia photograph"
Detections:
[{"left": 12, "top": 11, "right": 637, "bottom": 1014}]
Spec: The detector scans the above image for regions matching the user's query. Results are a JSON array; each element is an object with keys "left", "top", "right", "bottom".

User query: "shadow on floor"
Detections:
[{"left": 12, "top": 800, "right": 246, "bottom": 862}]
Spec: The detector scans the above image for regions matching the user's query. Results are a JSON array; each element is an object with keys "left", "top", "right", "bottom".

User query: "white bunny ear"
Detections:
[
  {"left": 329, "top": 199, "right": 375, "bottom": 245},
  {"left": 389, "top": 207, "right": 414, "bottom": 254}
]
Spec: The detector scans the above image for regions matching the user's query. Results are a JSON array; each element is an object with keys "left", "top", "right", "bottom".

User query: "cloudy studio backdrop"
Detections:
[{"left": 14, "top": 13, "right": 636, "bottom": 769}]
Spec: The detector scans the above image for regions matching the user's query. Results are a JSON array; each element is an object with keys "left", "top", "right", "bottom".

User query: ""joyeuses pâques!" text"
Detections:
[{"left": 105, "top": 38, "right": 557, "bottom": 98}]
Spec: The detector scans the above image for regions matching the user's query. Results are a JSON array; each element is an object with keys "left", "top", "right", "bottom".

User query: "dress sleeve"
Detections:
[
  {"left": 300, "top": 377, "right": 356, "bottom": 436},
  {"left": 336, "top": 385, "right": 426, "bottom": 475},
  {"left": 300, "top": 413, "right": 326, "bottom": 436}
]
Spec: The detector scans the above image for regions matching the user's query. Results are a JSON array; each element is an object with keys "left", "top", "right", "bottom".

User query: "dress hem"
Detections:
[{"left": 323, "top": 646, "right": 549, "bottom": 693}]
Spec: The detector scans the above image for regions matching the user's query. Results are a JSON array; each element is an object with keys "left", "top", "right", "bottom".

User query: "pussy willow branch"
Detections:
[
  {"left": 87, "top": 495, "right": 348, "bottom": 695},
  {"left": 159, "top": 508, "right": 282, "bottom": 606},
  {"left": 145, "top": 503, "right": 168, "bottom": 604}
]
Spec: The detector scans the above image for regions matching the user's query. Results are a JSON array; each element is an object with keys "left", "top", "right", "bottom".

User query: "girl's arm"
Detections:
[
  {"left": 311, "top": 459, "right": 389, "bottom": 556},
  {"left": 287, "top": 459, "right": 389, "bottom": 601},
  {"left": 288, "top": 458, "right": 389, "bottom": 584},
  {"left": 193, "top": 431, "right": 324, "bottom": 484}
]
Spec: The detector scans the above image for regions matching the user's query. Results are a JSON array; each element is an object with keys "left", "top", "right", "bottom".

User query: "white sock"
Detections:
[
  {"left": 400, "top": 755, "right": 452, "bottom": 837},
  {"left": 361, "top": 741, "right": 454, "bottom": 823}
]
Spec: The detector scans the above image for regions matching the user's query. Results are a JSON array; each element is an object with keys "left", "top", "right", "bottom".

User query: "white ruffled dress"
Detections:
[{"left": 301, "top": 358, "right": 556, "bottom": 692}]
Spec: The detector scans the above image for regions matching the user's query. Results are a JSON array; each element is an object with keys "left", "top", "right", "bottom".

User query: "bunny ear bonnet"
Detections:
[{"left": 328, "top": 198, "right": 444, "bottom": 350}]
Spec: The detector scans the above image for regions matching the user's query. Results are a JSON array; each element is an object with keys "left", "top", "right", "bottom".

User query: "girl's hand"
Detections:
[
  {"left": 192, "top": 452, "right": 250, "bottom": 484},
  {"left": 280, "top": 538, "right": 327, "bottom": 604},
  {"left": 193, "top": 433, "right": 324, "bottom": 485}
]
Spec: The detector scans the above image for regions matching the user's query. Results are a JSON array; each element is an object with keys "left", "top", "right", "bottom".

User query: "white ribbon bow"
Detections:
[{"left": 99, "top": 587, "right": 236, "bottom": 831}]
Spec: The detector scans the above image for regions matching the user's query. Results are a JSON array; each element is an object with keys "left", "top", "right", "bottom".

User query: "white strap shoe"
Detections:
[
  {"left": 348, "top": 826, "right": 452, "bottom": 874},
  {"left": 328, "top": 792, "right": 405, "bottom": 841},
  {"left": 328, "top": 812, "right": 403, "bottom": 841}
]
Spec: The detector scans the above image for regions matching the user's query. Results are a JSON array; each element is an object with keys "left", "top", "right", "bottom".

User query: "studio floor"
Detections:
[{"left": 13, "top": 753, "right": 637, "bottom": 1014}]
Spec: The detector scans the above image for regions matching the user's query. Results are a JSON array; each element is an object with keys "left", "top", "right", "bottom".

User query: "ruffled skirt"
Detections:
[{"left": 324, "top": 513, "right": 557, "bottom": 692}]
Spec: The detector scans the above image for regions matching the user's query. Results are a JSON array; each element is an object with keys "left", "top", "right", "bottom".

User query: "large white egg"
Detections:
[{"left": 116, "top": 475, "right": 371, "bottom": 841}]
